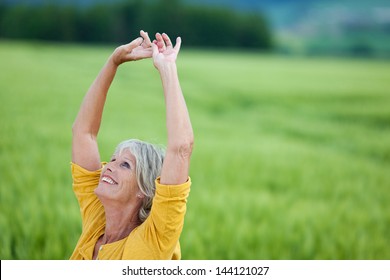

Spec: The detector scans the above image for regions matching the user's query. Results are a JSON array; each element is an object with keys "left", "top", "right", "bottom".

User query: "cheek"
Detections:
[
  {"left": 119, "top": 172, "right": 137, "bottom": 190},
  {"left": 100, "top": 166, "right": 108, "bottom": 178}
]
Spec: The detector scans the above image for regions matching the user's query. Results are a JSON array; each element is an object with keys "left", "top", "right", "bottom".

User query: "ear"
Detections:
[{"left": 136, "top": 192, "right": 145, "bottom": 199}]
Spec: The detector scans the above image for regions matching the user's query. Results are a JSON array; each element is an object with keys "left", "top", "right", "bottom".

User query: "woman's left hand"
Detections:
[
  {"left": 151, "top": 33, "right": 181, "bottom": 71},
  {"left": 111, "top": 30, "right": 153, "bottom": 66}
]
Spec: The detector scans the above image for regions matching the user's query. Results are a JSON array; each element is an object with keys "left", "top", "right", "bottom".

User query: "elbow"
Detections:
[
  {"left": 71, "top": 122, "right": 78, "bottom": 135},
  {"left": 71, "top": 122, "right": 83, "bottom": 137},
  {"left": 180, "top": 138, "right": 194, "bottom": 160},
  {"left": 71, "top": 122, "right": 78, "bottom": 136},
  {"left": 169, "top": 135, "right": 194, "bottom": 160},
  {"left": 71, "top": 122, "right": 97, "bottom": 140}
]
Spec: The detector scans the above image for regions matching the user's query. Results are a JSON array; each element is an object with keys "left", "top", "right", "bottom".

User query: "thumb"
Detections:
[
  {"left": 151, "top": 42, "right": 159, "bottom": 57},
  {"left": 174, "top": 37, "right": 182, "bottom": 52}
]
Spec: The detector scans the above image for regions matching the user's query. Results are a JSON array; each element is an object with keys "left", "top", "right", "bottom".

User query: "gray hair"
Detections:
[{"left": 114, "top": 139, "right": 165, "bottom": 222}]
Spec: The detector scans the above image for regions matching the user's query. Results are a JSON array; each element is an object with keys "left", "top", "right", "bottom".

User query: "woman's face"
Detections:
[{"left": 95, "top": 149, "right": 142, "bottom": 204}]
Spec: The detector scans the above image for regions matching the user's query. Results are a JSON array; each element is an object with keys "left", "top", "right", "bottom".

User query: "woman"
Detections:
[{"left": 70, "top": 31, "right": 193, "bottom": 260}]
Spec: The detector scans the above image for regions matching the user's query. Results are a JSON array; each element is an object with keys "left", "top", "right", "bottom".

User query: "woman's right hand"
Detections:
[{"left": 111, "top": 30, "right": 153, "bottom": 66}]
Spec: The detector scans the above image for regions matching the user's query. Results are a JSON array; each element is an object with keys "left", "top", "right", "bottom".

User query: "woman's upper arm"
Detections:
[
  {"left": 71, "top": 131, "right": 101, "bottom": 171},
  {"left": 159, "top": 142, "right": 193, "bottom": 185}
]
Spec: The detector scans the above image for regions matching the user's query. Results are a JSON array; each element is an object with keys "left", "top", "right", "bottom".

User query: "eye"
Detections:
[
  {"left": 110, "top": 158, "right": 116, "bottom": 162},
  {"left": 120, "top": 161, "right": 131, "bottom": 169}
]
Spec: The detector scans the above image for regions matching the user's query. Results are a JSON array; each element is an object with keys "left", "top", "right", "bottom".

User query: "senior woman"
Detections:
[{"left": 70, "top": 31, "right": 193, "bottom": 260}]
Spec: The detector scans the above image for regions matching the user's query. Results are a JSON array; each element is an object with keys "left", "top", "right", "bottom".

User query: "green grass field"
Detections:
[{"left": 1, "top": 40, "right": 390, "bottom": 260}]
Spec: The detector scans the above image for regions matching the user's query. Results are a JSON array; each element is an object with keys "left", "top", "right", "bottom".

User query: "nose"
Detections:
[{"left": 105, "top": 162, "right": 115, "bottom": 172}]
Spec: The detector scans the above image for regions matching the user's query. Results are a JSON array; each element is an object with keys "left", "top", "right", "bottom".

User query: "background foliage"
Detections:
[
  {"left": 0, "top": 0, "right": 272, "bottom": 49},
  {"left": 1, "top": 40, "right": 390, "bottom": 259}
]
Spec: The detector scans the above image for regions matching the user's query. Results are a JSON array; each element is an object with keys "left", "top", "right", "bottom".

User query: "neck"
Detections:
[{"left": 102, "top": 203, "right": 141, "bottom": 244}]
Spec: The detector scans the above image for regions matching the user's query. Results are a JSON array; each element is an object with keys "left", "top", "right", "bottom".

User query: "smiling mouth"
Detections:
[{"left": 101, "top": 176, "right": 118, "bottom": 185}]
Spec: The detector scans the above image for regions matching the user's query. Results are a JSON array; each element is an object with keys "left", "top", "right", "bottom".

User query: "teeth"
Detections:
[{"left": 102, "top": 177, "right": 116, "bottom": 185}]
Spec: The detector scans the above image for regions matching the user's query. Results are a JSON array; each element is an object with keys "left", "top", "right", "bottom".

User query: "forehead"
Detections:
[{"left": 114, "top": 149, "right": 136, "bottom": 162}]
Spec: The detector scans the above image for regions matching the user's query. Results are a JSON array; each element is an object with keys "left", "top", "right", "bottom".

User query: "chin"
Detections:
[
  {"left": 94, "top": 184, "right": 107, "bottom": 198},
  {"left": 94, "top": 184, "right": 118, "bottom": 203}
]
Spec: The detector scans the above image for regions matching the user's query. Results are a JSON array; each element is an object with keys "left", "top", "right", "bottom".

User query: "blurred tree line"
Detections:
[{"left": 0, "top": 0, "right": 272, "bottom": 49}]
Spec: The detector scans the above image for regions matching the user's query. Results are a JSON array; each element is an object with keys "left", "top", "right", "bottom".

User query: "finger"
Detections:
[
  {"left": 140, "top": 30, "right": 152, "bottom": 47},
  {"left": 174, "top": 37, "right": 182, "bottom": 52},
  {"left": 162, "top": 33, "right": 172, "bottom": 48},
  {"left": 155, "top": 32, "right": 163, "bottom": 42},
  {"left": 135, "top": 48, "right": 153, "bottom": 60},
  {"left": 128, "top": 37, "right": 143, "bottom": 49},
  {"left": 155, "top": 32, "right": 166, "bottom": 51}
]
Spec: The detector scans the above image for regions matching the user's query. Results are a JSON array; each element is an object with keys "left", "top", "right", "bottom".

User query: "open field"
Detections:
[{"left": 0, "top": 40, "right": 390, "bottom": 259}]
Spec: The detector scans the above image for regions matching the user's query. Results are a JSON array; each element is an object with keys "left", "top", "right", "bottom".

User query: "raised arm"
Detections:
[
  {"left": 151, "top": 33, "right": 194, "bottom": 185},
  {"left": 72, "top": 31, "right": 153, "bottom": 171}
]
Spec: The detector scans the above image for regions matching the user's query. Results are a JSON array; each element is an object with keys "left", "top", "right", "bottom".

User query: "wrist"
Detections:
[
  {"left": 108, "top": 55, "right": 121, "bottom": 68},
  {"left": 157, "top": 62, "right": 177, "bottom": 76}
]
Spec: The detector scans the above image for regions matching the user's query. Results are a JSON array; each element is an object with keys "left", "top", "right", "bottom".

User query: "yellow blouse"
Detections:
[{"left": 69, "top": 162, "right": 191, "bottom": 260}]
